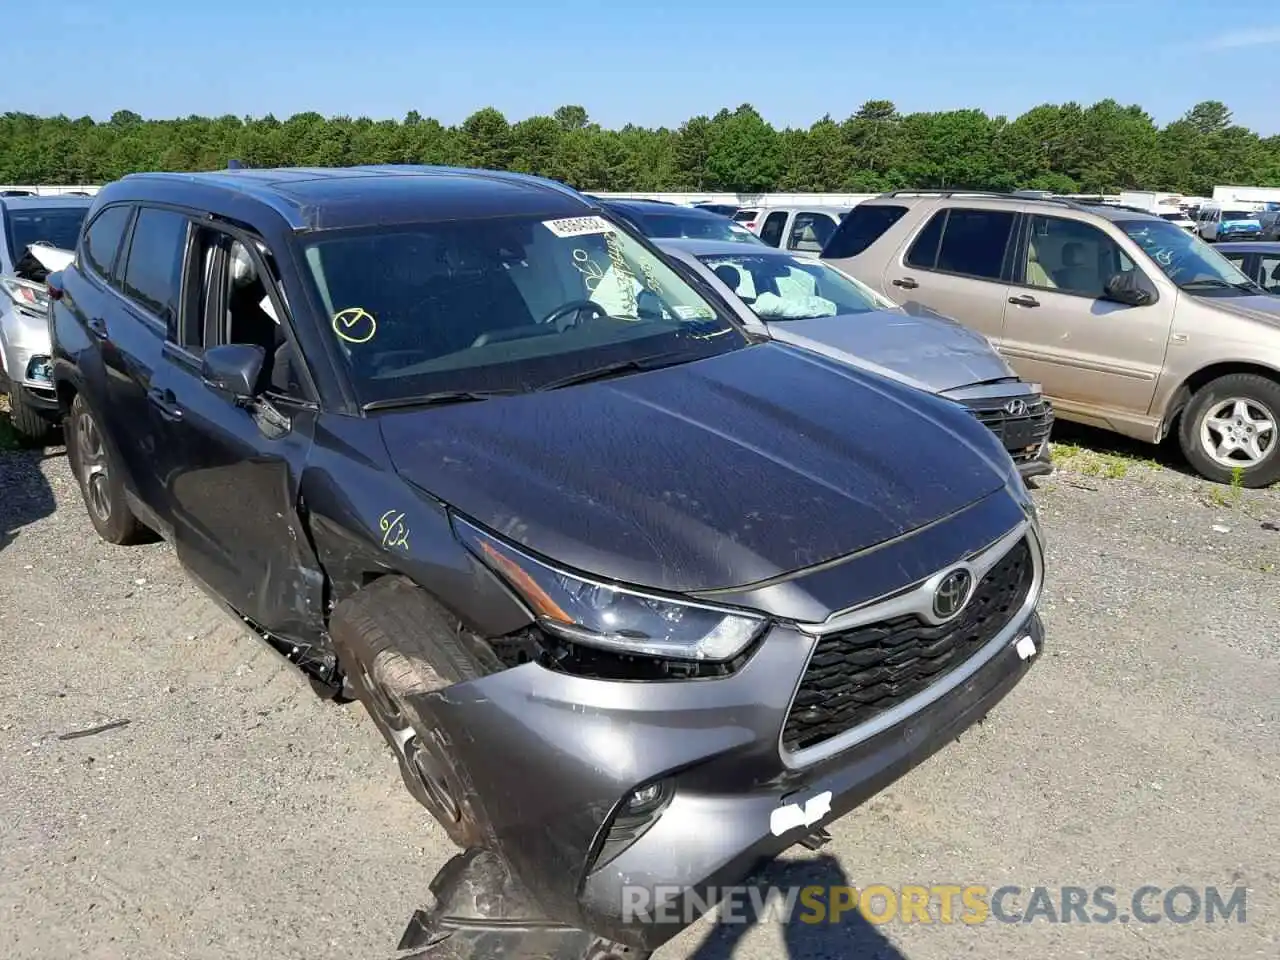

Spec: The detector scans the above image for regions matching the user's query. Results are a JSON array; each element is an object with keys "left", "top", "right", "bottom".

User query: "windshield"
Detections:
[
  {"left": 1117, "top": 219, "right": 1259, "bottom": 296},
  {"left": 4, "top": 206, "right": 88, "bottom": 265},
  {"left": 1223, "top": 210, "right": 1255, "bottom": 221},
  {"left": 638, "top": 211, "right": 762, "bottom": 244},
  {"left": 698, "top": 251, "right": 893, "bottom": 321},
  {"left": 1159, "top": 212, "right": 1188, "bottom": 221},
  {"left": 300, "top": 213, "right": 747, "bottom": 405}
]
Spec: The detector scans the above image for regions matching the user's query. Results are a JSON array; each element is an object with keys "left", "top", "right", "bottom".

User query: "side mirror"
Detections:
[
  {"left": 202, "top": 343, "right": 265, "bottom": 402},
  {"left": 1103, "top": 272, "right": 1153, "bottom": 307}
]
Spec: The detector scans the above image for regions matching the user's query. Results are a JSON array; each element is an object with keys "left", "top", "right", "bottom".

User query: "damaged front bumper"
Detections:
[
  {"left": 0, "top": 303, "right": 59, "bottom": 405},
  {"left": 1018, "top": 431, "right": 1055, "bottom": 481},
  {"left": 944, "top": 384, "right": 1056, "bottom": 482},
  {"left": 405, "top": 532, "right": 1045, "bottom": 954}
]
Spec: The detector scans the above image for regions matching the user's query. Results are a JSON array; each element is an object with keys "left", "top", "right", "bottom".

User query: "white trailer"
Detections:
[
  {"left": 1211, "top": 185, "right": 1280, "bottom": 207},
  {"left": 1119, "top": 190, "right": 1185, "bottom": 213}
]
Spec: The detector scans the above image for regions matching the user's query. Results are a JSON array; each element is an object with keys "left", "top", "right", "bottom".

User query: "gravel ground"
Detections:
[{"left": 1, "top": 429, "right": 1277, "bottom": 960}]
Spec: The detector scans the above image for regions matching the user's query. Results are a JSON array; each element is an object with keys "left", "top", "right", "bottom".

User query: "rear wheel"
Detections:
[
  {"left": 329, "top": 576, "right": 503, "bottom": 848},
  {"left": 6, "top": 384, "right": 56, "bottom": 444},
  {"left": 1179, "top": 373, "right": 1280, "bottom": 487},
  {"left": 66, "top": 392, "right": 149, "bottom": 544}
]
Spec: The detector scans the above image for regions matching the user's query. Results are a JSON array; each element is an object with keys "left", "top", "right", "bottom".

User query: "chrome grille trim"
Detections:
[{"left": 779, "top": 521, "right": 1043, "bottom": 769}]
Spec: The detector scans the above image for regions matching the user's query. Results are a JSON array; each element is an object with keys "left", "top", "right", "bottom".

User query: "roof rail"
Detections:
[
  {"left": 880, "top": 188, "right": 1095, "bottom": 213},
  {"left": 882, "top": 189, "right": 1008, "bottom": 199}
]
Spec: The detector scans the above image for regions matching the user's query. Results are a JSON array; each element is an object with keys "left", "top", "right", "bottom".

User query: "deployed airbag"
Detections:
[{"left": 753, "top": 291, "right": 838, "bottom": 319}]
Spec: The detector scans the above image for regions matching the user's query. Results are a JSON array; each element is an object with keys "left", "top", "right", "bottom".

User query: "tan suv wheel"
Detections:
[{"left": 1179, "top": 373, "right": 1280, "bottom": 488}]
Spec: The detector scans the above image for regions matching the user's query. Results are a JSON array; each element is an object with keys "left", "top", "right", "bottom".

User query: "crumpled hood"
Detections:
[
  {"left": 763, "top": 303, "right": 1015, "bottom": 394},
  {"left": 378, "top": 343, "right": 1011, "bottom": 593},
  {"left": 23, "top": 244, "right": 75, "bottom": 274}
]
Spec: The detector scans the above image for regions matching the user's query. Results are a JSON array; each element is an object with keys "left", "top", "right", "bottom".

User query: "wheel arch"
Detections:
[
  {"left": 54, "top": 374, "right": 78, "bottom": 415},
  {"left": 1161, "top": 359, "right": 1280, "bottom": 439},
  {"left": 299, "top": 497, "right": 533, "bottom": 645}
]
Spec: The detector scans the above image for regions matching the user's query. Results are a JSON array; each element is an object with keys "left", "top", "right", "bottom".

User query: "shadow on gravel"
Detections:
[
  {"left": 1051, "top": 419, "right": 1198, "bottom": 478},
  {"left": 0, "top": 445, "right": 59, "bottom": 553},
  {"left": 688, "top": 852, "right": 909, "bottom": 960}
]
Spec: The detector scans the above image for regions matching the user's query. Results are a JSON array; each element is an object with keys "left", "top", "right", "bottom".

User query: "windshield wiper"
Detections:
[
  {"left": 362, "top": 389, "right": 519, "bottom": 412},
  {"left": 536, "top": 351, "right": 693, "bottom": 391},
  {"left": 759, "top": 314, "right": 837, "bottom": 322},
  {"left": 1180, "top": 278, "right": 1233, "bottom": 291}
]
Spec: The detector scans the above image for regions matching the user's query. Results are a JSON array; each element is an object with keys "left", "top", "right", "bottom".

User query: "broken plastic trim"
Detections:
[
  {"left": 398, "top": 848, "right": 650, "bottom": 960},
  {"left": 239, "top": 613, "right": 342, "bottom": 687}
]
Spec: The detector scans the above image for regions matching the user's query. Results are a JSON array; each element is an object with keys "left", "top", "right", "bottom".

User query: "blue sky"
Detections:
[{"left": 23, "top": 0, "right": 1280, "bottom": 134}]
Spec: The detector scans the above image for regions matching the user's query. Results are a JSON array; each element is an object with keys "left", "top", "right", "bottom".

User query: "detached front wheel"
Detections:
[
  {"left": 329, "top": 576, "right": 503, "bottom": 849},
  {"left": 1179, "top": 373, "right": 1280, "bottom": 487}
]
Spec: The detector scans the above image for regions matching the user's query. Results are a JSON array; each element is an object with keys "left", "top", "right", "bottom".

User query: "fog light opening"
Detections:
[
  {"left": 623, "top": 782, "right": 666, "bottom": 816},
  {"left": 588, "top": 779, "right": 675, "bottom": 875},
  {"left": 26, "top": 355, "right": 52, "bottom": 383}
]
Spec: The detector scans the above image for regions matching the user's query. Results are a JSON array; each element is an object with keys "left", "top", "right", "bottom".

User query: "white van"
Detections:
[{"left": 1196, "top": 202, "right": 1264, "bottom": 242}]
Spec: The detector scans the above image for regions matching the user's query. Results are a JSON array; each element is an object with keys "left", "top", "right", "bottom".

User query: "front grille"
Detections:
[
  {"left": 960, "top": 396, "right": 1054, "bottom": 464},
  {"left": 782, "top": 538, "right": 1035, "bottom": 755}
]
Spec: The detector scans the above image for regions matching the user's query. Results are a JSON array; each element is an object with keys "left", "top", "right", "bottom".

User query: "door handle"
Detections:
[
  {"left": 147, "top": 386, "right": 183, "bottom": 421},
  {"left": 1008, "top": 294, "right": 1040, "bottom": 307},
  {"left": 86, "top": 316, "right": 108, "bottom": 339},
  {"left": 892, "top": 277, "right": 919, "bottom": 290}
]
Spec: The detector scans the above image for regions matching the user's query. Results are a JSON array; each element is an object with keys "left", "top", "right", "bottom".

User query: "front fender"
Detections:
[{"left": 299, "top": 413, "right": 533, "bottom": 640}]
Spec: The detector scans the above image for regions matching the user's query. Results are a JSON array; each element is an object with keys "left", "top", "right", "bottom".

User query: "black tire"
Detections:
[
  {"left": 6, "top": 384, "right": 55, "bottom": 444},
  {"left": 1179, "top": 373, "right": 1280, "bottom": 488},
  {"left": 329, "top": 576, "right": 503, "bottom": 848},
  {"left": 66, "top": 392, "right": 149, "bottom": 544}
]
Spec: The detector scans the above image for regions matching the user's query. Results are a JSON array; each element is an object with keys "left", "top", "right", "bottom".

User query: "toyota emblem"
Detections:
[
  {"left": 932, "top": 569, "right": 973, "bottom": 620},
  {"left": 1004, "top": 398, "right": 1028, "bottom": 417}
]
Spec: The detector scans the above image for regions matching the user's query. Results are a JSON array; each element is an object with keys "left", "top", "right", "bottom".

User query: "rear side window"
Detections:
[
  {"left": 759, "top": 211, "right": 788, "bottom": 247},
  {"left": 822, "top": 204, "right": 908, "bottom": 258},
  {"left": 121, "top": 208, "right": 190, "bottom": 325},
  {"left": 81, "top": 205, "right": 133, "bottom": 281},
  {"left": 788, "top": 213, "right": 837, "bottom": 253},
  {"left": 908, "top": 208, "right": 1016, "bottom": 281},
  {"left": 905, "top": 212, "right": 945, "bottom": 268}
]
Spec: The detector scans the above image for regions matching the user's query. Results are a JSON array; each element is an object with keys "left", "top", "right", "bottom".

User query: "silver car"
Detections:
[
  {"left": 659, "top": 237, "right": 1055, "bottom": 478},
  {"left": 1, "top": 195, "right": 91, "bottom": 440}
]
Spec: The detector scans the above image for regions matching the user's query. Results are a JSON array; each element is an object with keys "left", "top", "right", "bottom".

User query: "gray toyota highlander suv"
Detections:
[{"left": 49, "top": 166, "right": 1047, "bottom": 958}]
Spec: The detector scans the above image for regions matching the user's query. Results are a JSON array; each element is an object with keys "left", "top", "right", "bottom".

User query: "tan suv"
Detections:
[{"left": 823, "top": 191, "right": 1280, "bottom": 487}]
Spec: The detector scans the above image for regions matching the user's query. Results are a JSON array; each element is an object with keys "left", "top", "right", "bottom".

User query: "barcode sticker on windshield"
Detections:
[
  {"left": 543, "top": 216, "right": 614, "bottom": 238},
  {"left": 673, "top": 305, "right": 715, "bottom": 320}
]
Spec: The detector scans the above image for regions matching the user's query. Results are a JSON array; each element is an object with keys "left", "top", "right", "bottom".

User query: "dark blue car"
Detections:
[
  {"left": 598, "top": 197, "right": 763, "bottom": 244},
  {"left": 48, "top": 165, "right": 1045, "bottom": 958}
]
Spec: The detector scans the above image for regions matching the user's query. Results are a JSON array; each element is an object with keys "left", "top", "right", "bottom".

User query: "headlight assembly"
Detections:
[{"left": 453, "top": 516, "right": 765, "bottom": 662}]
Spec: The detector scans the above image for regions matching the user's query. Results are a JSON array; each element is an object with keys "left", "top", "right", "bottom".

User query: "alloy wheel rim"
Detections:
[
  {"left": 355, "top": 658, "right": 463, "bottom": 824},
  {"left": 1199, "top": 397, "right": 1276, "bottom": 468},
  {"left": 75, "top": 412, "right": 112, "bottom": 522}
]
